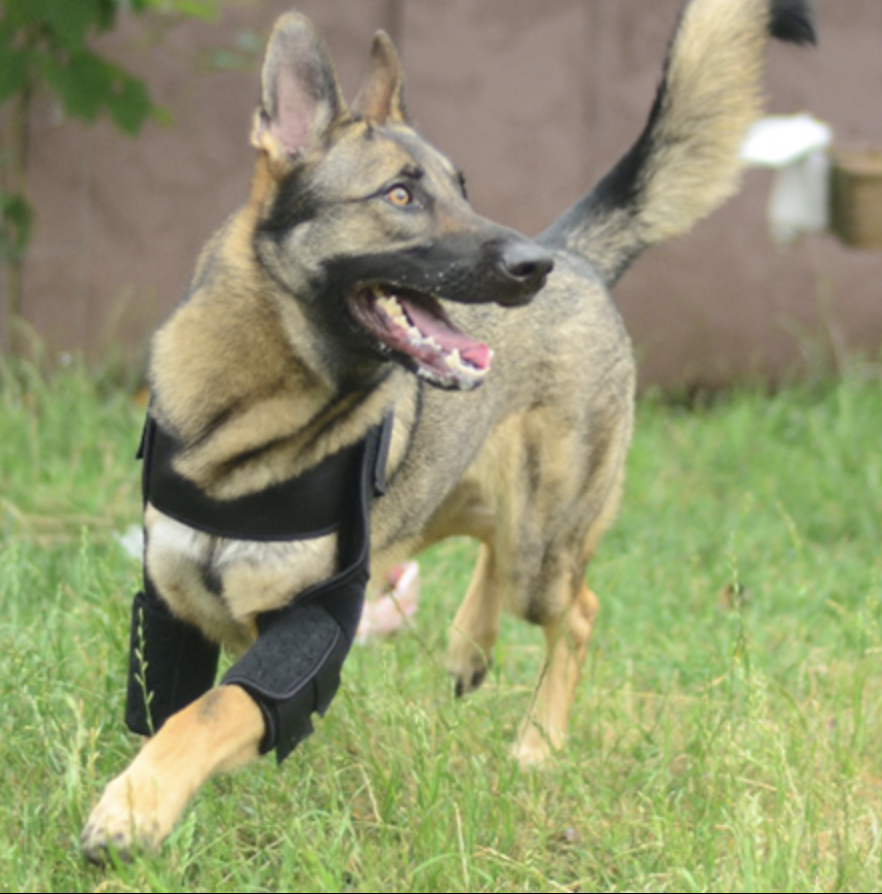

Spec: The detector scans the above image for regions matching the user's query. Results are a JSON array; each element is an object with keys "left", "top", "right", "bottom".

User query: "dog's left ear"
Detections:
[
  {"left": 251, "top": 13, "right": 350, "bottom": 162},
  {"left": 352, "top": 31, "right": 409, "bottom": 125}
]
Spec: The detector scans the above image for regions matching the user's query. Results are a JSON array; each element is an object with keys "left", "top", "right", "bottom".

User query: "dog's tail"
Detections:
[{"left": 539, "top": 0, "right": 815, "bottom": 287}]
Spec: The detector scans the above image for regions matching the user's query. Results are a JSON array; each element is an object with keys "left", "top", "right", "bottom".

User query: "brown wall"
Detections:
[{"left": 11, "top": 0, "right": 882, "bottom": 388}]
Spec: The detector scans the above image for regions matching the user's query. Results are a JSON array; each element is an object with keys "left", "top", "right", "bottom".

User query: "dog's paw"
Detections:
[
  {"left": 446, "top": 634, "right": 493, "bottom": 697},
  {"left": 512, "top": 717, "right": 564, "bottom": 769},
  {"left": 510, "top": 735, "right": 552, "bottom": 769},
  {"left": 451, "top": 662, "right": 491, "bottom": 698},
  {"left": 81, "top": 773, "right": 167, "bottom": 864}
]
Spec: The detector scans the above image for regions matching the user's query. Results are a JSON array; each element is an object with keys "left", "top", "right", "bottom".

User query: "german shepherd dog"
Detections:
[{"left": 83, "top": 0, "right": 814, "bottom": 860}]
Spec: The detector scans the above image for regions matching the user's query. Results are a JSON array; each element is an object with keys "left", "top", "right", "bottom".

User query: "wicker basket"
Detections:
[{"left": 829, "top": 149, "right": 882, "bottom": 249}]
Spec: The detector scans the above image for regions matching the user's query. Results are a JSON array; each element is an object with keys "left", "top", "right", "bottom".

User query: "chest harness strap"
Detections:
[{"left": 125, "top": 412, "right": 393, "bottom": 762}]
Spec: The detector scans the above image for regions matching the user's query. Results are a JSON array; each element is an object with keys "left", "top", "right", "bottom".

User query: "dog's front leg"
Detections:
[
  {"left": 82, "top": 684, "right": 263, "bottom": 862},
  {"left": 447, "top": 544, "right": 503, "bottom": 696}
]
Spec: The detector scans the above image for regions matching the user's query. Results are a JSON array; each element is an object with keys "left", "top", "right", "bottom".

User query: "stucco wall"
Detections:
[{"left": 11, "top": 0, "right": 882, "bottom": 388}]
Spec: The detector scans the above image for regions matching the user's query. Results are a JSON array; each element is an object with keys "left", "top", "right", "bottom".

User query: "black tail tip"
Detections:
[{"left": 770, "top": 0, "right": 817, "bottom": 47}]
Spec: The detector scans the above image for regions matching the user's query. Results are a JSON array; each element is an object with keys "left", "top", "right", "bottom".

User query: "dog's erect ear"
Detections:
[
  {"left": 352, "top": 31, "right": 408, "bottom": 125},
  {"left": 251, "top": 12, "right": 349, "bottom": 160}
]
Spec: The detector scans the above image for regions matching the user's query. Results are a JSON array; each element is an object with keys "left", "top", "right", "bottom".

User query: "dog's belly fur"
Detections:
[{"left": 145, "top": 504, "right": 338, "bottom": 651}]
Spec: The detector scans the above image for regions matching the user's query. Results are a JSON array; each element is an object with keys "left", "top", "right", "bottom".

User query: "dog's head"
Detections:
[{"left": 248, "top": 13, "right": 553, "bottom": 390}]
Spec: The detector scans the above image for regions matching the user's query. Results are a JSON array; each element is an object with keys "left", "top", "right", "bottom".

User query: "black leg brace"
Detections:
[
  {"left": 125, "top": 582, "right": 220, "bottom": 737},
  {"left": 221, "top": 418, "right": 381, "bottom": 762},
  {"left": 124, "top": 412, "right": 392, "bottom": 761},
  {"left": 222, "top": 559, "right": 367, "bottom": 762}
]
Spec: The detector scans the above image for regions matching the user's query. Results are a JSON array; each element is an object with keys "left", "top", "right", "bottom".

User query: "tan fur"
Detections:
[
  {"left": 83, "top": 687, "right": 264, "bottom": 852},
  {"left": 557, "top": 0, "right": 780, "bottom": 286},
  {"left": 82, "top": 0, "right": 810, "bottom": 861}
]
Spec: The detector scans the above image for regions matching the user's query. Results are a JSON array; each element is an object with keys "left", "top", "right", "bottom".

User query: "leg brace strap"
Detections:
[
  {"left": 221, "top": 574, "right": 364, "bottom": 762},
  {"left": 218, "top": 416, "right": 387, "bottom": 761}
]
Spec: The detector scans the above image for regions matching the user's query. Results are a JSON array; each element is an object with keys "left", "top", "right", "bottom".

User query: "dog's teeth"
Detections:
[
  {"left": 376, "top": 294, "right": 400, "bottom": 314},
  {"left": 444, "top": 349, "right": 486, "bottom": 378},
  {"left": 372, "top": 287, "right": 489, "bottom": 385},
  {"left": 445, "top": 349, "right": 464, "bottom": 371},
  {"left": 376, "top": 294, "right": 412, "bottom": 330}
]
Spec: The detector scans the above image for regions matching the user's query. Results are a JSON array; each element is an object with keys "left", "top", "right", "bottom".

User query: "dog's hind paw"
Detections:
[
  {"left": 446, "top": 618, "right": 496, "bottom": 697},
  {"left": 512, "top": 716, "right": 566, "bottom": 769},
  {"left": 511, "top": 735, "right": 553, "bottom": 769},
  {"left": 81, "top": 823, "right": 140, "bottom": 866},
  {"left": 447, "top": 642, "right": 493, "bottom": 698},
  {"left": 452, "top": 663, "right": 490, "bottom": 698}
]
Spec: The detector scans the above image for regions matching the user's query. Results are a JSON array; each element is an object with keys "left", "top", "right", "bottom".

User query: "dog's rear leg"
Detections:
[
  {"left": 82, "top": 684, "right": 263, "bottom": 862},
  {"left": 513, "top": 580, "right": 599, "bottom": 767},
  {"left": 446, "top": 543, "right": 503, "bottom": 696}
]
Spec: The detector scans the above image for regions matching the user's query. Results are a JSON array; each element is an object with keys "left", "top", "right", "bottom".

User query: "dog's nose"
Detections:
[{"left": 493, "top": 239, "right": 554, "bottom": 304}]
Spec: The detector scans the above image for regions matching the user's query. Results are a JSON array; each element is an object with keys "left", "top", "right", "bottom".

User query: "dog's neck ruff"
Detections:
[{"left": 126, "top": 411, "right": 393, "bottom": 761}]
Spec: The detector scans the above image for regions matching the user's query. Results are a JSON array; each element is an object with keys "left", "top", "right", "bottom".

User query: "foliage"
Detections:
[
  {"left": 0, "top": 189, "right": 31, "bottom": 263},
  {"left": 0, "top": 0, "right": 224, "bottom": 320},
  {"left": 0, "top": 0, "right": 154, "bottom": 134},
  {"left": 0, "top": 0, "right": 223, "bottom": 127}
]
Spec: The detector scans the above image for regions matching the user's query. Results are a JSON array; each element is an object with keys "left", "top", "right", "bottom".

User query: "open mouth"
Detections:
[{"left": 347, "top": 284, "right": 493, "bottom": 390}]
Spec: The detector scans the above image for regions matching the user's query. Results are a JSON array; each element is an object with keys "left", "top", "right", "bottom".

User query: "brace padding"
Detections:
[
  {"left": 222, "top": 596, "right": 354, "bottom": 762},
  {"left": 125, "top": 585, "right": 220, "bottom": 736}
]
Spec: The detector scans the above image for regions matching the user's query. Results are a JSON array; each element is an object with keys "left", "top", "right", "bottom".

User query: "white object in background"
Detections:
[
  {"left": 357, "top": 560, "right": 420, "bottom": 643},
  {"left": 741, "top": 113, "right": 833, "bottom": 243},
  {"left": 116, "top": 523, "right": 143, "bottom": 559}
]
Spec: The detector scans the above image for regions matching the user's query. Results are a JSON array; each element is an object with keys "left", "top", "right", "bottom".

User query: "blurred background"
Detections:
[{"left": 2, "top": 0, "right": 881, "bottom": 390}]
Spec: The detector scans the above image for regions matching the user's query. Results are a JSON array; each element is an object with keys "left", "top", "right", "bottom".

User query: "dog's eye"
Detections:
[{"left": 385, "top": 185, "right": 414, "bottom": 207}]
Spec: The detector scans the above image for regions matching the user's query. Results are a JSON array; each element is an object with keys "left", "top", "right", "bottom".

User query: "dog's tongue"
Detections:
[
  {"left": 351, "top": 286, "right": 494, "bottom": 389},
  {"left": 401, "top": 299, "right": 492, "bottom": 371}
]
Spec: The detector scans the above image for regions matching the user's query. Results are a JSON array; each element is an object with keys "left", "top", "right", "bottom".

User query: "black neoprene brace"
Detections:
[{"left": 125, "top": 411, "right": 392, "bottom": 761}]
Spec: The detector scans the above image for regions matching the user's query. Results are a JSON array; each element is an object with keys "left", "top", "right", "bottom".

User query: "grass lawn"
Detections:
[{"left": 1, "top": 356, "right": 881, "bottom": 893}]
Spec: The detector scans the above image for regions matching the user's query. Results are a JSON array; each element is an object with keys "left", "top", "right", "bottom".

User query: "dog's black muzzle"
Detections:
[
  {"left": 485, "top": 236, "right": 555, "bottom": 306},
  {"left": 324, "top": 229, "right": 553, "bottom": 310},
  {"left": 391, "top": 230, "right": 554, "bottom": 308}
]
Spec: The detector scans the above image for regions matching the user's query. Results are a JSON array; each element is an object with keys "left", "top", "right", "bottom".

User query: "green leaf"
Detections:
[
  {"left": 1, "top": 1, "right": 37, "bottom": 30},
  {"left": 36, "top": 0, "right": 104, "bottom": 50},
  {"left": 95, "top": 0, "right": 120, "bottom": 32},
  {"left": 39, "top": 49, "right": 155, "bottom": 133},
  {"left": 42, "top": 50, "right": 115, "bottom": 122},
  {"left": 106, "top": 74, "right": 153, "bottom": 134},
  {"left": 0, "top": 192, "right": 33, "bottom": 261},
  {"left": 0, "top": 48, "right": 30, "bottom": 108},
  {"left": 141, "top": 0, "right": 222, "bottom": 20}
]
